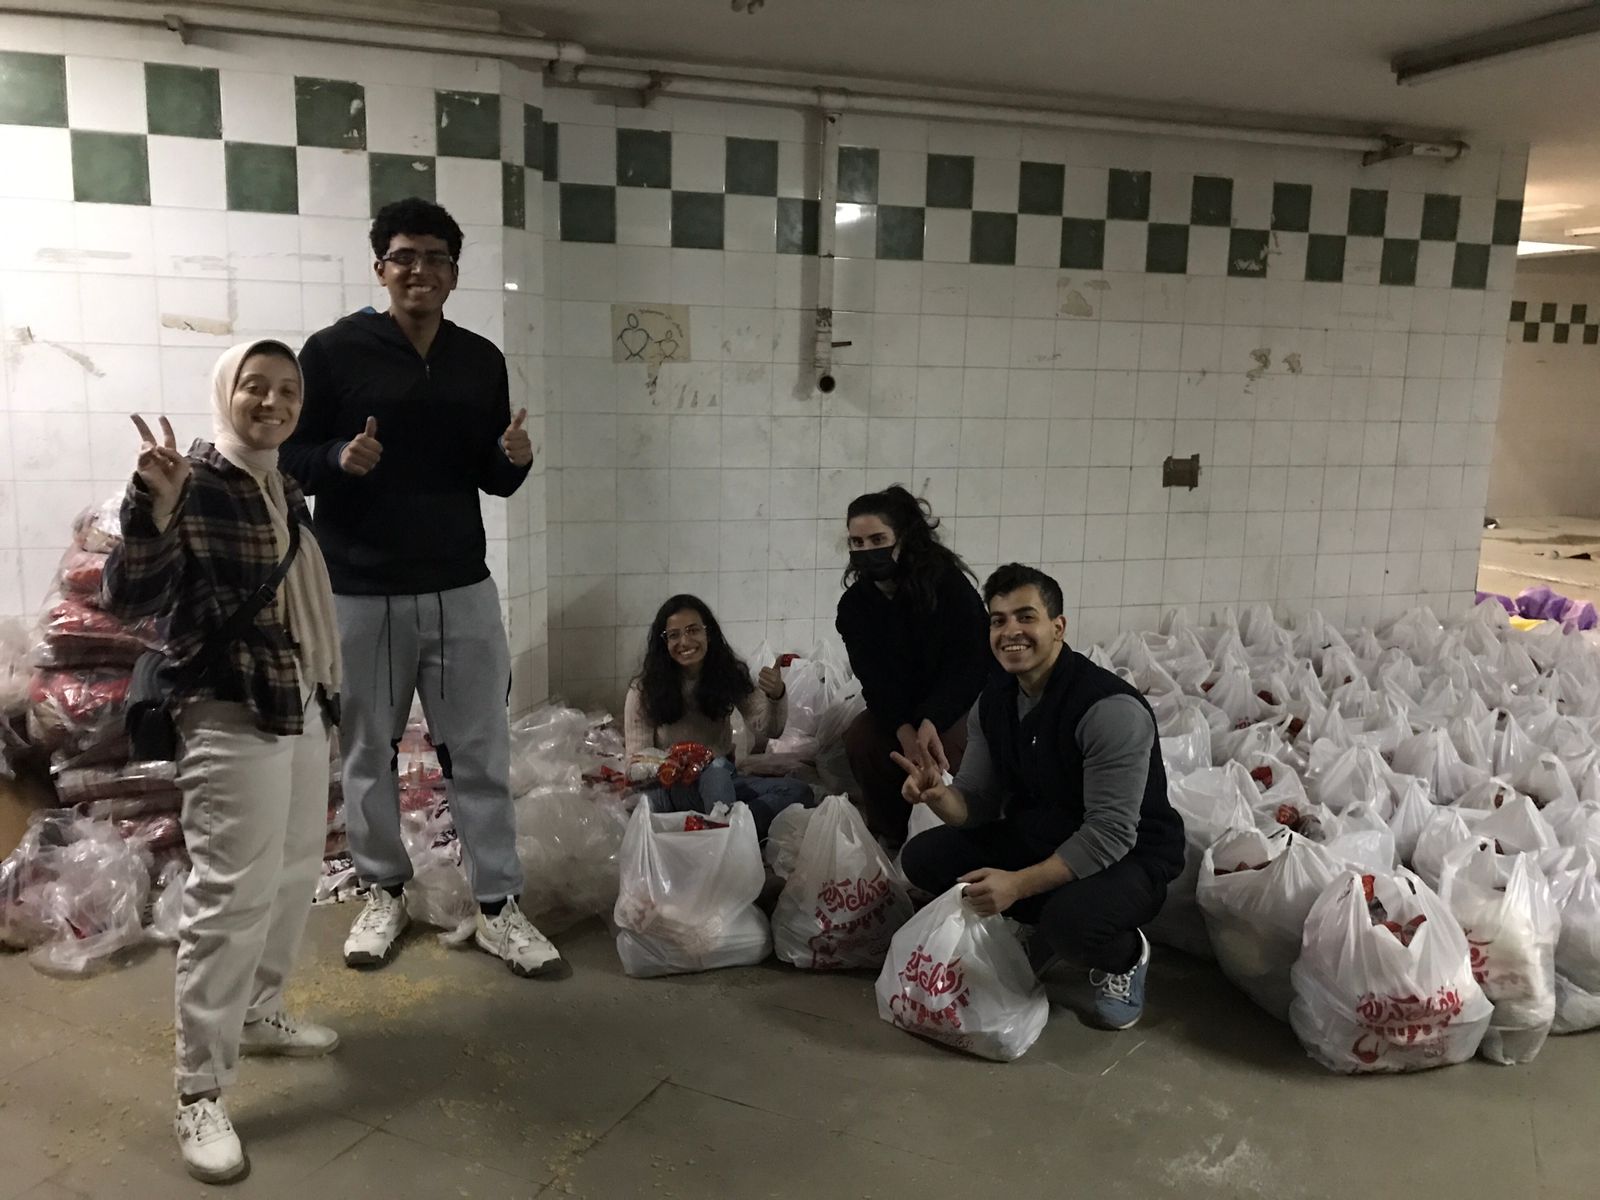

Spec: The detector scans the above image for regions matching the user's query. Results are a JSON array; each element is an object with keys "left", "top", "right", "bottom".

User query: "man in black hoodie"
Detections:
[
  {"left": 896, "top": 563, "right": 1185, "bottom": 1031},
  {"left": 283, "top": 198, "right": 564, "bottom": 979}
]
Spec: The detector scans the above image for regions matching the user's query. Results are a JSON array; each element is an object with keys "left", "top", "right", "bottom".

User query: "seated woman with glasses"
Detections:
[{"left": 623, "top": 595, "right": 816, "bottom": 840}]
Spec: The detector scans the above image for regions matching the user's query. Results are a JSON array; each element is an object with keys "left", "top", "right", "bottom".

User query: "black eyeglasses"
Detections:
[{"left": 380, "top": 250, "right": 456, "bottom": 270}]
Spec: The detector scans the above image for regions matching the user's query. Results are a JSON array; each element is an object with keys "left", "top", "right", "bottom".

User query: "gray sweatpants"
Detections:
[{"left": 336, "top": 577, "right": 523, "bottom": 904}]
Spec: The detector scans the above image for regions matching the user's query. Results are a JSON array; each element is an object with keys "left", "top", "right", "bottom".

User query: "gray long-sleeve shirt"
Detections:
[{"left": 951, "top": 692, "right": 1154, "bottom": 879}]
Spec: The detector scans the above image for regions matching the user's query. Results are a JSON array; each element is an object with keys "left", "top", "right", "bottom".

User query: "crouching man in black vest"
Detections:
[{"left": 896, "top": 563, "right": 1186, "bottom": 1030}]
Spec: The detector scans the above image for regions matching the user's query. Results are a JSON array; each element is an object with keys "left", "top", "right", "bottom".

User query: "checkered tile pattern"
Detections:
[
  {"left": 1508, "top": 300, "right": 1600, "bottom": 344},
  {"left": 545, "top": 123, "right": 1519, "bottom": 289},
  {"left": 0, "top": 50, "right": 543, "bottom": 225}
]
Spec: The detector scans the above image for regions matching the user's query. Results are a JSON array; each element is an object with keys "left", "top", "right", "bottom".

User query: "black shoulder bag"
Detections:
[{"left": 126, "top": 515, "right": 301, "bottom": 761}]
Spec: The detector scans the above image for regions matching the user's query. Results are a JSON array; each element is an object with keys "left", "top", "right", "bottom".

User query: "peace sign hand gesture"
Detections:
[{"left": 130, "top": 414, "right": 190, "bottom": 509}]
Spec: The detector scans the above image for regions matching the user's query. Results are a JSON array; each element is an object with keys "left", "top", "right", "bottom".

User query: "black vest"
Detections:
[{"left": 978, "top": 649, "right": 1186, "bottom": 877}]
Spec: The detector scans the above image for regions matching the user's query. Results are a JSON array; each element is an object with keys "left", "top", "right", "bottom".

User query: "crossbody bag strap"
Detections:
[{"left": 180, "top": 512, "right": 302, "bottom": 686}]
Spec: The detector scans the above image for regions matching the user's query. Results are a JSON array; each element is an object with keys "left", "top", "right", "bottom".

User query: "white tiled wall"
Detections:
[
  {"left": 0, "top": 15, "right": 549, "bottom": 709},
  {"left": 542, "top": 86, "right": 1523, "bottom": 710}
]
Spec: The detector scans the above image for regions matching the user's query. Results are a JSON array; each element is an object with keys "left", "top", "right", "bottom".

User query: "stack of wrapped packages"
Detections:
[
  {"left": 1, "top": 495, "right": 186, "bottom": 973},
  {"left": 1121, "top": 599, "right": 1600, "bottom": 1072}
]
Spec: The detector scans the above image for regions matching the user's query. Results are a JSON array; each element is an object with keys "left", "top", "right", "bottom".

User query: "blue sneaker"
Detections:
[{"left": 1089, "top": 931, "right": 1149, "bottom": 1030}]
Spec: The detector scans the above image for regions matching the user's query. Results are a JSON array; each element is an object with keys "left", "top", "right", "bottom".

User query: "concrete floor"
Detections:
[
  {"left": 1478, "top": 516, "right": 1600, "bottom": 606},
  {"left": 1, "top": 907, "right": 1597, "bottom": 1200}
]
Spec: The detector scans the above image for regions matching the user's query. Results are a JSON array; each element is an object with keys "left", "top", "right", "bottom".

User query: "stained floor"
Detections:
[{"left": 0, "top": 905, "right": 1595, "bottom": 1200}]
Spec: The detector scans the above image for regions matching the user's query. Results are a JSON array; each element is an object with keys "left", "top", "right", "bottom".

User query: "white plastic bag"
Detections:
[
  {"left": 1392, "top": 728, "right": 1487, "bottom": 804},
  {"left": 614, "top": 801, "right": 771, "bottom": 977},
  {"left": 1148, "top": 763, "right": 1259, "bottom": 957},
  {"left": 1387, "top": 778, "right": 1436, "bottom": 866},
  {"left": 1413, "top": 807, "right": 1484, "bottom": 891},
  {"left": 1438, "top": 842, "right": 1559, "bottom": 1064},
  {"left": 1198, "top": 827, "right": 1343, "bottom": 1021},
  {"left": 764, "top": 804, "right": 815, "bottom": 880},
  {"left": 514, "top": 784, "right": 631, "bottom": 935},
  {"left": 1289, "top": 869, "right": 1492, "bottom": 1073},
  {"left": 773, "top": 795, "right": 913, "bottom": 969},
  {"left": 145, "top": 859, "right": 185, "bottom": 944},
  {"left": 1159, "top": 706, "right": 1213, "bottom": 777},
  {"left": 1548, "top": 853, "right": 1600, "bottom": 1033},
  {"left": 875, "top": 884, "right": 1048, "bottom": 1062}
]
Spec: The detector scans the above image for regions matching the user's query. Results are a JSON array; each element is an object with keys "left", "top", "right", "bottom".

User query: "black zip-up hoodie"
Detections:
[{"left": 282, "top": 310, "right": 530, "bottom": 596}]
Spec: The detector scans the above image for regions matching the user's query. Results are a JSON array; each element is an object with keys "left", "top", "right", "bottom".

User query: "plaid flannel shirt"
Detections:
[{"left": 102, "top": 442, "right": 320, "bottom": 736}]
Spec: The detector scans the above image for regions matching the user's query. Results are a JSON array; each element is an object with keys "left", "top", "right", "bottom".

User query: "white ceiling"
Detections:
[{"left": 502, "top": 0, "right": 1600, "bottom": 240}]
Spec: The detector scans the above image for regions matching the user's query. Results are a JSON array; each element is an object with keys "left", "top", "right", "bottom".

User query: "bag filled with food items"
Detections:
[
  {"left": 874, "top": 883, "right": 1048, "bottom": 1062},
  {"left": 26, "top": 668, "right": 132, "bottom": 752},
  {"left": 1147, "top": 762, "right": 1258, "bottom": 958},
  {"left": 1546, "top": 849, "right": 1600, "bottom": 1033},
  {"left": 1438, "top": 840, "right": 1559, "bottom": 1064},
  {"left": 772, "top": 795, "right": 913, "bottom": 970},
  {"left": 613, "top": 800, "right": 770, "bottom": 977},
  {"left": 1198, "top": 827, "right": 1344, "bottom": 1021},
  {"left": 401, "top": 801, "right": 475, "bottom": 944},
  {"left": 1289, "top": 868, "right": 1492, "bottom": 1073},
  {"left": 31, "top": 599, "right": 163, "bottom": 669}
]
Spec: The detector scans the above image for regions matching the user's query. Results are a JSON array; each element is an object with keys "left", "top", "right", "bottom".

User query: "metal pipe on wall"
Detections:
[{"left": 813, "top": 111, "right": 841, "bottom": 396}]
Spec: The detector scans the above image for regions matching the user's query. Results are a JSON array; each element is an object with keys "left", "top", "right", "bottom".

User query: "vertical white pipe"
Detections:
[{"left": 813, "top": 111, "right": 841, "bottom": 394}]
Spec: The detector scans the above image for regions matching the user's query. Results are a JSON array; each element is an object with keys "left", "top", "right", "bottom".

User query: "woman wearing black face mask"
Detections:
[{"left": 835, "top": 485, "right": 990, "bottom": 848}]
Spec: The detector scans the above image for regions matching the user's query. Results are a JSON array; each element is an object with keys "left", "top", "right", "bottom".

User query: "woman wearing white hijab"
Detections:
[{"left": 104, "top": 340, "right": 343, "bottom": 1184}]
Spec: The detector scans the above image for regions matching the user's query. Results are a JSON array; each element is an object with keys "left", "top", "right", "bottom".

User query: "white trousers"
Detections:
[{"left": 173, "top": 694, "right": 329, "bottom": 1095}]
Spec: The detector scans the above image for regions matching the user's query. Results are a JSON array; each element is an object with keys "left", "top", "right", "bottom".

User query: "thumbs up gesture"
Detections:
[
  {"left": 757, "top": 655, "right": 786, "bottom": 700},
  {"left": 502, "top": 408, "right": 534, "bottom": 467},
  {"left": 340, "top": 416, "right": 383, "bottom": 476}
]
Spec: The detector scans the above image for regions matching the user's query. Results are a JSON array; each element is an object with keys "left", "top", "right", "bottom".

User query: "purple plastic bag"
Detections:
[
  {"left": 1516, "top": 585, "right": 1565, "bottom": 623},
  {"left": 1562, "top": 600, "right": 1598, "bottom": 632},
  {"left": 1477, "top": 591, "right": 1516, "bottom": 614}
]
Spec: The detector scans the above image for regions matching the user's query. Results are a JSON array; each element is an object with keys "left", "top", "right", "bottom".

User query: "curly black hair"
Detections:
[
  {"left": 369, "top": 197, "right": 463, "bottom": 262},
  {"left": 843, "top": 484, "right": 975, "bottom": 611},
  {"left": 635, "top": 595, "right": 755, "bottom": 727}
]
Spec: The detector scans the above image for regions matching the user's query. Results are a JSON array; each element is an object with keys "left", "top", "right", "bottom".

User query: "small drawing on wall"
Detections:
[{"left": 612, "top": 303, "right": 691, "bottom": 370}]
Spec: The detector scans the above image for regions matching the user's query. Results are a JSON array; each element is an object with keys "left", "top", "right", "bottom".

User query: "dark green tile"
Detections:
[
  {"left": 145, "top": 63, "right": 219, "bottom": 139},
  {"left": 970, "top": 211, "right": 1016, "bottom": 265},
  {"left": 0, "top": 50, "right": 66, "bottom": 127},
  {"left": 370, "top": 153, "right": 435, "bottom": 212},
  {"left": 1522, "top": 323, "right": 1539, "bottom": 343},
  {"left": 1541, "top": 302, "right": 1558, "bottom": 321},
  {"left": 1553, "top": 323, "right": 1570, "bottom": 344},
  {"left": 671, "top": 190, "right": 723, "bottom": 250},
  {"left": 224, "top": 141, "right": 296, "bottom": 213},
  {"left": 524, "top": 105, "right": 543, "bottom": 170},
  {"left": 1059, "top": 217, "right": 1104, "bottom": 269},
  {"left": 1228, "top": 228, "right": 1269, "bottom": 277},
  {"left": 777, "top": 197, "right": 819, "bottom": 255},
  {"left": 926, "top": 153, "right": 973, "bottom": 208},
  {"left": 1145, "top": 222, "right": 1188, "bottom": 274},
  {"left": 502, "top": 162, "right": 525, "bottom": 229},
  {"left": 837, "top": 145, "right": 878, "bottom": 204},
  {"left": 1420, "top": 192, "right": 1460, "bottom": 241},
  {"left": 1584, "top": 325, "right": 1599, "bottom": 345},
  {"left": 435, "top": 90, "right": 500, "bottom": 160},
  {"left": 560, "top": 182, "right": 615, "bottom": 243},
  {"left": 1347, "top": 188, "right": 1387, "bottom": 237},
  {"left": 1508, "top": 299, "right": 1527, "bottom": 321},
  {"left": 295, "top": 77, "right": 365, "bottom": 150},
  {"left": 1572, "top": 304, "right": 1588, "bottom": 322},
  {"left": 726, "top": 136, "right": 778, "bottom": 196},
  {"left": 1492, "top": 198, "right": 1522, "bottom": 246},
  {"left": 544, "top": 123, "right": 559, "bottom": 182},
  {"left": 1305, "top": 233, "right": 1346, "bottom": 282},
  {"left": 617, "top": 128, "right": 670, "bottom": 189},
  {"left": 1018, "top": 161, "right": 1064, "bottom": 215},
  {"left": 1451, "top": 242, "right": 1489, "bottom": 290},
  {"left": 71, "top": 130, "right": 149, "bottom": 205},
  {"left": 1107, "top": 168, "right": 1150, "bottom": 220},
  {"left": 1191, "top": 174, "right": 1232, "bottom": 226},
  {"left": 876, "top": 204, "right": 923, "bottom": 261},
  {"left": 1272, "top": 182, "right": 1312, "bottom": 232},
  {"left": 1379, "top": 238, "right": 1418, "bottom": 286}
]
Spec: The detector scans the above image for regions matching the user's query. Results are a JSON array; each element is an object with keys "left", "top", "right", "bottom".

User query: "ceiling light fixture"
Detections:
[
  {"left": 1392, "top": 4, "right": 1600, "bottom": 85},
  {"left": 1517, "top": 240, "right": 1599, "bottom": 256}
]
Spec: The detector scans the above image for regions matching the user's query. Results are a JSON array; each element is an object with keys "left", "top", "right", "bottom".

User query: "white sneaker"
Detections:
[
  {"left": 175, "top": 1096, "right": 247, "bottom": 1184},
  {"left": 475, "top": 903, "right": 566, "bottom": 978},
  {"left": 344, "top": 887, "right": 409, "bottom": 968},
  {"left": 241, "top": 1011, "right": 340, "bottom": 1058}
]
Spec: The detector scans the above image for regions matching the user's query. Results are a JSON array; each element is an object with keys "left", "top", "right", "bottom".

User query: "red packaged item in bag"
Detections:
[
  {"left": 31, "top": 599, "right": 162, "bottom": 669},
  {"left": 657, "top": 742, "right": 715, "bottom": 788},
  {"left": 56, "top": 549, "right": 108, "bottom": 601},
  {"left": 681, "top": 813, "right": 730, "bottom": 832},
  {"left": 26, "top": 669, "right": 131, "bottom": 751},
  {"left": 54, "top": 760, "right": 178, "bottom": 804},
  {"left": 72, "top": 495, "right": 124, "bottom": 555},
  {"left": 116, "top": 812, "right": 183, "bottom": 852}
]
